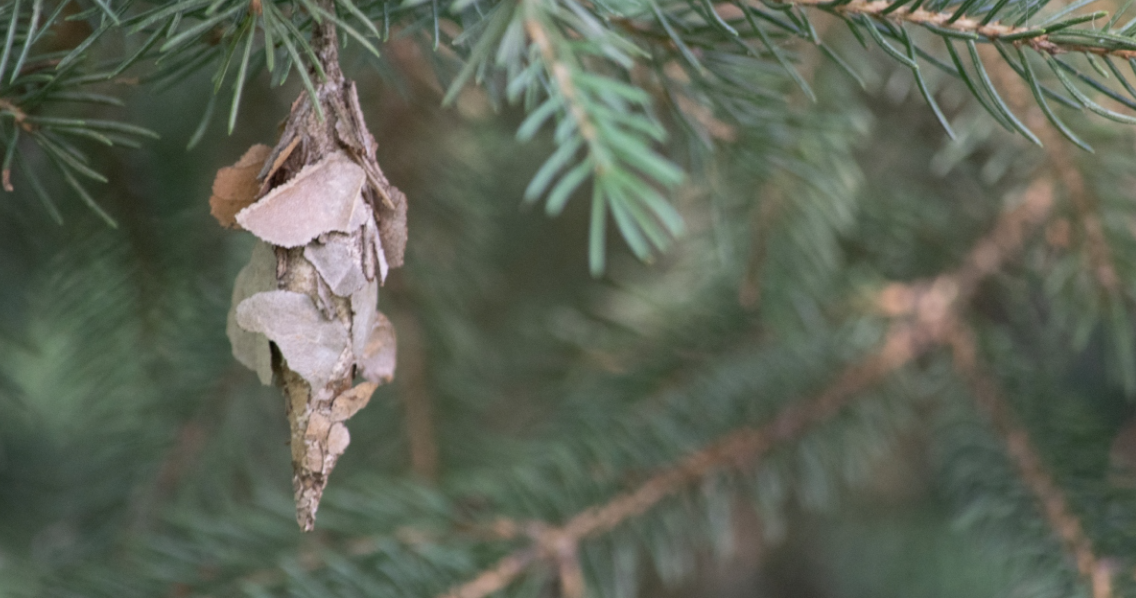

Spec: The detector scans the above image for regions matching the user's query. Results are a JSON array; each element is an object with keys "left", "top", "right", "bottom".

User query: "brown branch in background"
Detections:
[
  {"left": 1036, "top": 138, "right": 1121, "bottom": 294},
  {"left": 439, "top": 324, "right": 929, "bottom": 598},
  {"left": 438, "top": 175, "right": 1057, "bottom": 598},
  {"left": 394, "top": 311, "right": 439, "bottom": 481},
  {"left": 981, "top": 48, "right": 1121, "bottom": 293},
  {"left": 947, "top": 325, "right": 1113, "bottom": 598}
]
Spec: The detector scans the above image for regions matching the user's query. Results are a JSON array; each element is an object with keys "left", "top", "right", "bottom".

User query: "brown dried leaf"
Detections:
[
  {"left": 226, "top": 241, "right": 276, "bottom": 385},
  {"left": 363, "top": 217, "right": 389, "bottom": 283},
  {"left": 377, "top": 186, "right": 407, "bottom": 268},
  {"left": 330, "top": 381, "right": 378, "bottom": 422},
  {"left": 304, "top": 229, "right": 369, "bottom": 296},
  {"left": 210, "top": 144, "right": 272, "bottom": 229},
  {"left": 235, "top": 290, "right": 350, "bottom": 388},
  {"left": 359, "top": 312, "right": 396, "bottom": 384},
  {"left": 258, "top": 135, "right": 301, "bottom": 196},
  {"left": 236, "top": 151, "right": 368, "bottom": 247}
]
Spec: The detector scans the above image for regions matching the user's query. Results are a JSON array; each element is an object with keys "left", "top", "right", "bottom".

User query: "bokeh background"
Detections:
[{"left": 1, "top": 8, "right": 1135, "bottom": 598}]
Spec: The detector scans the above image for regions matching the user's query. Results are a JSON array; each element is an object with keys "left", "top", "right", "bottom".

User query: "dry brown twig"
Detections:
[
  {"left": 980, "top": 47, "right": 1122, "bottom": 294},
  {"left": 438, "top": 176, "right": 1060, "bottom": 598},
  {"left": 947, "top": 325, "right": 1114, "bottom": 598},
  {"left": 394, "top": 311, "right": 440, "bottom": 481}
]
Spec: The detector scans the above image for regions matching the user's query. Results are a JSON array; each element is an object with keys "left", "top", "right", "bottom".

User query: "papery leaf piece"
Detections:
[
  {"left": 209, "top": 144, "right": 271, "bottom": 228},
  {"left": 359, "top": 312, "right": 396, "bottom": 384},
  {"left": 360, "top": 216, "right": 390, "bottom": 284},
  {"left": 226, "top": 240, "right": 276, "bottom": 384},
  {"left": 330, "top": 381, "right": 379, "bottom": 422},
  {"left": 349, "top": 278, "right": 378, "bottom": 363},
  {"left": 236, "top": 290, "right": 350, "bottom": 388},
  {"left": 236, "top": 151, "right": 369, "bottom": 247},
  {"left": 304, "top": 228, "right": 369, "bottom": 296}
]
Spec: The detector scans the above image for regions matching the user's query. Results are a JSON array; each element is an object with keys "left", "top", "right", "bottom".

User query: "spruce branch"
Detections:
[
  {"left": 948, "top": 325, "right": 1115, "bottom": 598},
  {"left": 439, "top": 175, "right": 1056, "bottom": 598},
  {"left": 433, "top": 167, "right": 1054, "bottom": 598},
  {"left": 981, "top": 42, "right": 1122, "bottom": 293},
  {"left": 0, "top": 2, "right": 156, "bottom": 222},
  {"left": 783, "top": 0, "right": 1136, "bottom": 59}
]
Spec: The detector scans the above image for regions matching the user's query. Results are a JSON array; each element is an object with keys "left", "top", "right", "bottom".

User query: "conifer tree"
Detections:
[{"left": 1, "top": 0, "right": 1135, "bottom": 597}]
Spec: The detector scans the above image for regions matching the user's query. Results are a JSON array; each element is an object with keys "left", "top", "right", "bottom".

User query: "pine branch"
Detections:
[
  {"left": 948, "top": 325, "right": 1116, "bottom": 598},
  {"left": 439, "top": 174, "right": 1057, "bottom": 598},
  {"left": 980, "top": 43, "right": 1121, "bottom": 293},
  {"left": 785, "top": 0, "right": 1135, "bottom": 59}
]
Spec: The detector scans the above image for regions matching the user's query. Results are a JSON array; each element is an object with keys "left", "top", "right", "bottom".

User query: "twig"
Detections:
[
  {"left": 438, "top": 327, "right": 926, "bottom": 598},
  {"left": 787, "top": 0, "right": 1136, "bottom": 59},
  {"left": 524, "top": 2, "right": 598, "bottom": 145},
  {"left": 394, "top": 312, "right": 439, "bottom": 481},
  {"left": 981, "top": 47, "right": 1121, "bottom": 294},
  {"left": 438, "top": 175, "right": 1057, "bottom": 598},
  {"left": 948, "top": 325, "right": 1114, "bottom": 598}
]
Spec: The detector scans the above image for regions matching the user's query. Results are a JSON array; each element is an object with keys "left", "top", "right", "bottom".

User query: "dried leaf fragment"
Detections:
[
  {"left": 304, "top": 230, "right": 369, "bottom": 296},
  {"left": 358, "top": 312, "right": 396, "bottom": 384},
  {"left": 210, "top": 144, "right": 272, "bottom": 228},
  {"left": 362, "top": 217, "right": 389, "bottom": 283},
  {"left": 258, "top": 135, "right": 301, "bottom": 196},
  {"left": 350, "top": 279, "right": 378, "bottom": 362},
  {"left": 235, "top": 290, "right": 350, "bottom": 388},
  {"left": 331, "top": 382, "right": 378, "bottom": 422},
  {"left": 226, "top": 241, "right": 276, "bottom": 385},
  {"left": 236, "top": 151, "right": 368, "bottom": 248}
]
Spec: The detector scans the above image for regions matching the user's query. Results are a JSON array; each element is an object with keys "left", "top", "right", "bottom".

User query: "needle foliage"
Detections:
[{"left": 1, "top": 0, "right": 1136, "bottom": 597}]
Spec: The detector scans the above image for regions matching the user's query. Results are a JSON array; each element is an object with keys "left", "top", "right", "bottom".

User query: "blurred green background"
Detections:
[{"left": 1, "top": 15, "right": 1135, "bottom": 598}]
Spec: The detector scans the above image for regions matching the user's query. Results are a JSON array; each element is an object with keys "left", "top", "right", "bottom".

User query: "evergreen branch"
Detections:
[
  {"left": 516, "top": 0, "right": 685, "bottom": 274},
  {"left": 786, "top": 0, "right": 1136, "bottom": 59},
  {"left": 981, "top": 45, "right": 1121, "bottom": 293},
  {"left": 0, "top": 1, "right": 154, "bottom": 221},
  {"left": 439, "top": 163, "right": 1059, "bottom": 598},
  {"left": 982, "top": 48, "right": 1135, "bottom": 394},
  {"left": 522, "top": 6, "right": 599, "bottom": 160},
  {"left": 948, "top": 326, "right": 1115, "bottom": 598},
  {"left": 439, "top": 324, "right": 925, "bottom": 598}
]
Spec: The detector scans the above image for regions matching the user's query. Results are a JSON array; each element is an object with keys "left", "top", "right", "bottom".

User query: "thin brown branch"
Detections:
[
  {"left": 787, "top": 0, "right": 1136, "bottom": 59},
  {"left": 524, "top": 3, "right": 599, "bottom": 146},
  {"left": 948, "top": 325, "right": 1114, "bottom": 598},
  {"left": 442, "top": 549, "right": 541, "bottom": 598},
  {"left": 981, "top": 49, "right": 1121, "bottom": 294},
  {"left": 438, "top": 175, "right": 1057, "bottom": 598},
  {"left": 438, "top": 325, "right": 928, "bottom": 598},
  {"left": 395, "top": 312, "right": 440, "bottom": 481}
]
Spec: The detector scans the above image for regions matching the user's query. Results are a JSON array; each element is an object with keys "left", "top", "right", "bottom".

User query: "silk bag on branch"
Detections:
[{"left": 208, "top": 18, "right": 407, "bottom": 530}]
